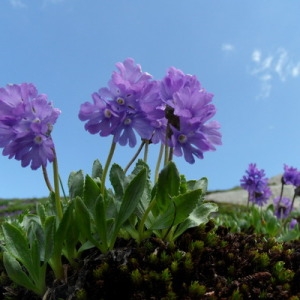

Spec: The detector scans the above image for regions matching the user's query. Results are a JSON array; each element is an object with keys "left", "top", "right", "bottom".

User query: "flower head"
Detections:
[
  {"left": 0, "top": 83, "right": 60, "bottom": 170},
  {"left": 248, "top": 185, "right": 272, "bottom": 207},
  {"left": 240, "top": 163, "right": 268, "bottom": 193},
  {"left": 240, "top": 163, "right": 272, "bottom": 206},
  {"left": 79, "top": 58, "right": 157, "bottom": 147},
  {"left": 273, "top": 196, "right": 293, "bottom": 219},
  {"left": 160, "top": 67, "right": 222, "bottom": 163},
  {"left": 79, "top": 60, "right": 222, "bottom": 163},
  {"left": 290, "top": 219, "right": 298, "bottom": 230},
  {"left": 282, "top": 164, "right": 300, "bottom": 186}
]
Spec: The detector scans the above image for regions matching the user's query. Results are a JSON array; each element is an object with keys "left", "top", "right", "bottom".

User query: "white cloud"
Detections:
[
  {"left": 221, "top": 43, "right": 235, "bottom": 52},
  {"left": 252, "top": 50, "right": 261, "bottom": 63},
  {"left": 291, "top": 63, "right": 300, "bottom": 77},
  {"left": 9, "top": 0, "right": 26, "bottom": 8},
  {"left": 250, "top": 48, "right": 300, "bottom": 99}
]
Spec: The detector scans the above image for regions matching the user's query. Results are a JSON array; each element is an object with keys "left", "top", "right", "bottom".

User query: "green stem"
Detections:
[
  {"left": 59, "top": 174, "right": 67, "bottom": 202},
  {"left": 143, "top": 140, "right": 149, "bottom": 163},
  {"left": 164, "top": 145, "right": 170, "bottom": 166},
  {"left": 138, "top": 197, "right": 156, "bottom": 243},
  {"left": 52, "top": 153, "right": 63, "bottom": 221},
  {"left": 42, "top": 165, "right": 53, "bottom": 192},
  {"left": 168, "top": 147, "right": 174, "bottom": 162},
  {"left": 123, "top": 140, "right": 145, "bottom": 174},
  {"left": 101, "top": 140, "right": 117, "bottom": 196},
  {"left": 154, "top": 143, "right": 164, "bottom": 182}
]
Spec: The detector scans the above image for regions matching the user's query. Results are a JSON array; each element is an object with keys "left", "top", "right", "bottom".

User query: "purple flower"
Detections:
[
  {"left": 79, "top": 58, "right": 156, "bottom": 147},
  {"left": 79, "top": 60, "right": 222, "bottom": 162},
  {"left": 0, "top": 83, "right": 60, "bottom": 170},
  {"left": 248, "top": 186, "right": 272, "bottom": 207},
  {"left": 160, "top": 67, "right": 201, "bottom": 103},
  {"left": 160, "top": 67, "right": 222, "bottom": 163},
  {"left": 240, "top": 163, "right": 272, "bottom": 206},
  {"left": 282, "top": 164, "right": 300, "bottom": 186},
  {"left": 240, "top": 163, "right": 268, "bottom": 193},
  {"left": 273, "top": 196, "right": 293, "bottom": 219},
  {"left": 289, "top": 219, "right": 298, "bottom": 230}
]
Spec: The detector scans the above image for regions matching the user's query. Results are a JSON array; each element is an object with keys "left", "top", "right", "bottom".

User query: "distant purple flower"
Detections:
[
  {"left": 282, "top": 164, "right": 300, "bottom": 186},
  {"left": 240, "top": 163, "right": 268, "bottom": 193},
  {"left": 79, "top": 58, "right": 156, "bottom": 147},
  {"left": 241, "top": 163, "right": 272, "bottom": 206},
  {"left": 249, "top": 185, "right": 272, "bottom": 207},
  {"left": 290, "top": 219, "right": 298, "bottom": 230},
  {"left": 273, "top": 196, "right": 293, "bottom": 219},
  {"left": 0, "top": 83, "right": 60, "bottom": 170}
]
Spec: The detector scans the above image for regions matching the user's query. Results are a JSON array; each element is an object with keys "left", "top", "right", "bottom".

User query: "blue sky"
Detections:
[{"left": 1, "top": 0, "right": 300, "bottom": 198}]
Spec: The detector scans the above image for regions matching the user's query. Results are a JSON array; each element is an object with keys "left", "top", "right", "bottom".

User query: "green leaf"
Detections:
[
  {"left": 83, "top": 174, "right": 101, "bottom": 211},
  {"left": 2, "top": 222, "right": 31, "bottom": 269},
  {"left": 150, "top": 189, "right": 201, "bottom": 230},
  {"left": 37, "top": 203, "right": 46, "bottom": 225},
  {"left": 27, "top": 220, "right": 45, "bottom": 262},
  {"left": 109, "top": 163, "right": 126, "bottom": 199},
  {"left": 92, "top": 159, "right": 103, "bottom": 179},
  {"left": 115, "top": 168, "right": 146, "bottom": 229},
  {"left": 44, "top": 216, "right": 55, "bottom": 262},
  {"left": 68, "top": 170, "right": 84, "bottom": 199},
  {"left": 94, "top": 194, "right": 108, "bottom": 249},
  {"left": 174, "top": 202, "right": 218, "bottom": 239},
  {"left": 155, "top": 161, "right": 180, "bottom": 211},
  {"left": 75, "top": 197, "right": 100, "bottom": 248},
  {"left": 52, "top": 201, "right": 74, "bottom": 258},
  {"left": 187, "top": 177, "right": 208, "bottom": 193},
  {"left": 3, "top": 252, "right": 43, "bottom": 295}
]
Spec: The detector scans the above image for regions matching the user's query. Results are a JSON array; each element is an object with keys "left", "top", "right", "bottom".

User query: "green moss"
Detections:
[
  {"left": 131, "top": 269, "right": 142, "bottom": 285},
  {"left": 252, "top": 252, "right": 270, "bottom": 269},
  {"left": 188, "top": 281, "right": 206, "bottom": 297},
  {"left": 183, "top": 253, "right": 193, "bottom": 272},
  {"left": 92, "top": 262, "right": 109, "bottom": 279},
  {"left": 272, "top": 261, "right": 294, "bottom": 283},
  {"left": 75, "top": 288, "right": 87, "bottom": 300},
  {"left": 161, "top": 268, "right": 172, "bottom": 282},
  {"left": 231, "top": 289, "right": 243, "bottom": 300}
]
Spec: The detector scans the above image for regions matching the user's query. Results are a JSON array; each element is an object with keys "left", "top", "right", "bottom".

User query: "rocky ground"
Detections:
[{"left": 206, "top": 175, "right": 300, "bottom": 209}]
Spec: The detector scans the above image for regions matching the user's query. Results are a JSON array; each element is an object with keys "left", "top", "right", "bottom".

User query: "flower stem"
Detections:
[
  {"left": 277, "top": 178, "right": 284, "bottom": 207},
  {"left": 52, "top": 152, "right": 63, "bottom": 221},
  {"left": 123, "top": 140, "right": 145, "bottom": 174},
  {"left": 101, "top": 140, "right": 117, "bottom": 196},
  {"left": 138, "top": 197, "right": 156, "bottom": 243},
  {"left": 164, "top": 145, "right": 170, "bottom": 166},
  {"left": 143, "top": 140, "right": 149, "bottom": 163},
  {"left": 155, "top": 143, "right": 164, "bottom": 182},
  {"left": 42, "top": 165, "right": 53, "bottom": 192}
]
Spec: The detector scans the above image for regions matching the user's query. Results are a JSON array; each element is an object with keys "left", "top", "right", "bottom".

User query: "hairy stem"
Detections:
[
  {"left": 155, "top": 143, "right": 164, "bottom": 182},
  {"left": 123, "top": 140, "right": 145, "bottom": 174},
  {"left": 52, "top": 149, "right": 63, "bottom": 221},
  {"left": 42, "top": 165, "right": 53, "bottom": 192},
  {"left": 101, "top": 140, "right": 117, "bottom": 196}
]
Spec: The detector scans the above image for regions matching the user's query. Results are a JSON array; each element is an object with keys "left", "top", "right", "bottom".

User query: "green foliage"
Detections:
[
  {"left": 215, "top": 203, "right": 300, "bottom": 242},
  {"left": 1, "top": 219, "right": 48, "bottom": 296},
  {"left": 0, "top": 159, "right": 217, "bottom": 297}
]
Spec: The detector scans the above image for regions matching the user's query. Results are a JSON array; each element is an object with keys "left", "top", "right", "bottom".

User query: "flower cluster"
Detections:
[
  {"left": 273, "top": 196, "right": 292, "bottom": 219},
  {"left": 79, "top": 58, "right": 222, "bottom": 163},
  {"left": 240, "top": 163, "right": 272, "bottom": 206},
  {"left": 282, "top": 164, "right": 300, "bottom": 186},
  {"left": 0, "top": 83, "right": 60, "bottom": 170}
]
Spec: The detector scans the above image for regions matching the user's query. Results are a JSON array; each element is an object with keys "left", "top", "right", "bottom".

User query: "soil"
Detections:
[{"left": 2, "top": 220, "right": 300, "bottom": 299}]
